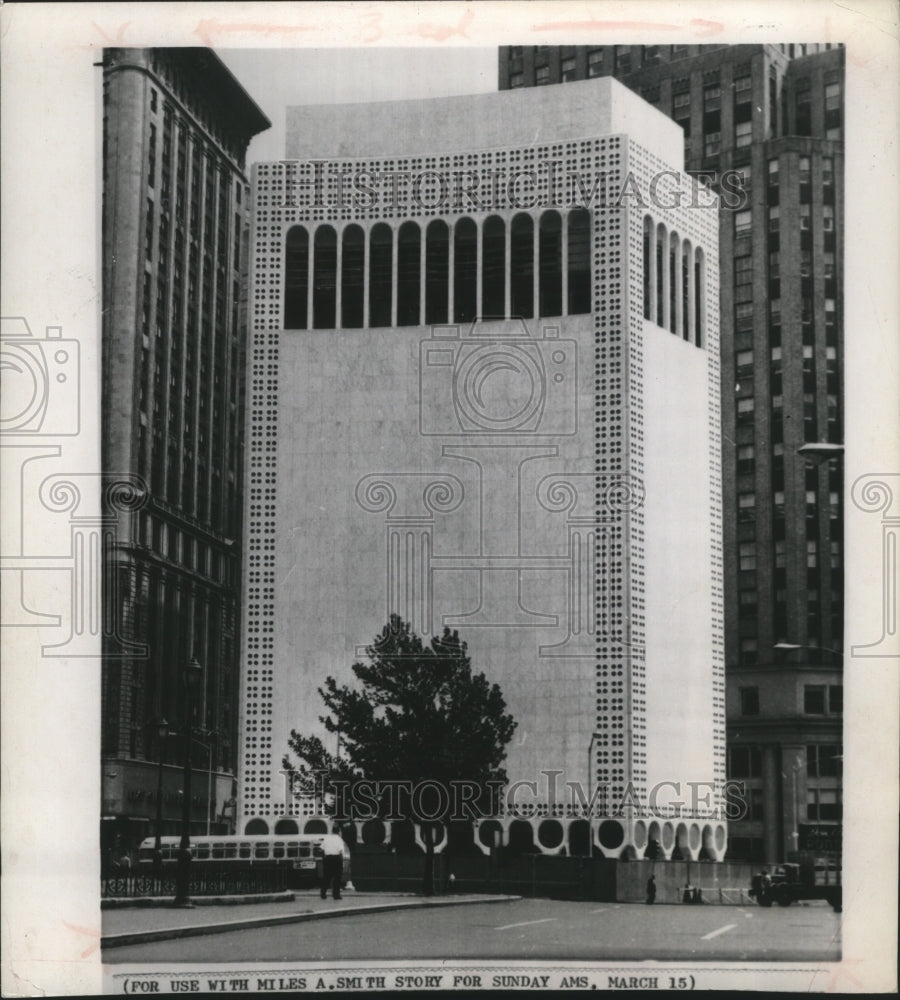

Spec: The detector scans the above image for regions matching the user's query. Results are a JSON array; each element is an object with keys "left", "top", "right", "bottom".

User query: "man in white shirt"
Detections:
[{"left": 319, "top": 833, "right": 345, "bottom": 900}]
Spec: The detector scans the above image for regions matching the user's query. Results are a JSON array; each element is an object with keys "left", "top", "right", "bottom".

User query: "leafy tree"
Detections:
[{"left": 283, "top": 615, "right": 517, "bottom": 894}]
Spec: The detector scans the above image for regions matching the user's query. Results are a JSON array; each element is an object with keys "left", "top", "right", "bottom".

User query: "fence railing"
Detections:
[{"left": 101, "top": 868, "right": 288, "bottom": 898}]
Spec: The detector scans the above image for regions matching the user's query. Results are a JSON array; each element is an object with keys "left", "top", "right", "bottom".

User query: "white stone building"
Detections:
[{"left": 238, "top": 76, "right": 726, "bottom": 860}]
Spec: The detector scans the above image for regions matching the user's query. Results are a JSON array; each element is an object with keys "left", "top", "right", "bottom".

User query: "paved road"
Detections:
[{"left": 105, "top": 897, "right": 840, "bottom": 964}]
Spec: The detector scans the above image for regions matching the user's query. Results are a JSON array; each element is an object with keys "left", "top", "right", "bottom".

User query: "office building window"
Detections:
[
  {"left": 739, "top": 587, "right": 758, "bottom": 608},
  {"left": 509, "top": 72, "right": 524, "bottom": 89},
  {"left": 737, "top": 444, "right": 755, "bottom": 476},
  {"left": 673, "top": 91, "right": 691, "bottom": 135},
  {"left": 774, "top": 538, "right": 786, "bottom": 568},
  {"left": 535, "top": 64, "right": 550, "bottom": 86},
  {"left": 704, "top": 132, "right": 721, "bottom": 156},
  {"left": 822, "top": 156, "right": 834, "bottom": 186},
  {"left": 643, "top": 45, "right": 660, "bottom": 64},
  {"left": 739, "top": 541, "right": 756, "bottom": 571},
  {"left": 807, "top": 744, "right": 842, "bottom": 777},
  {"left": 728, "top": 745, "right": 762, "bottom": 779},
  {"left": 807, "top": 539, "right": 818, "bottom": 568},
  {"left": 560, "top": 56, "right": 577, "bottom": 81},
  {"left": 613, "top": 46, "right": 631, "bottom": 74},
  {"left": 672, "top": 45, "right": 689, "bottom": 60},
  {"left": 804, "top": 685, "right": 826, "bottom": 714},
  {"left": 735, "top": 210, "right": 752, "bottom": 237},
  {"left": 737, "top": 397, "right": 755, "bottom": 420},
  {"left": 768, "top": 205, "right": 780, "bottom": 231},
  {"left": 824, "top": 81, "right": 842, "bottom": 137},
  {"left": 807, "top": 788, "right": 841, "bottom": 822},
  {"left": 738, "top": 492, "right": 756, "bottom": 521},
  {"left": 587, "top": 49, "right": 604, "bottom": 77},
  {"left": 735, "top": 120, "right": 752, "bottom": 147},
  {"left": 829, "top": 685, "right": 843, "bottom": 713},
  {"left": 740, "top": 686, "right": 760, "bottom": 715}
]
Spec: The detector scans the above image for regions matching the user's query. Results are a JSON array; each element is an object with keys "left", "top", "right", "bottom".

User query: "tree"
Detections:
[{"left": 283, "top": 615, "right": 517, "bottom": 895}]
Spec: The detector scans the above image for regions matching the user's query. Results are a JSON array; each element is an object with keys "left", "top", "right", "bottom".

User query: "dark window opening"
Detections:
[
  {"left": 538, "top": 210, "right": 563, "bottom": 317},
  {"left": 453, "top": 217, "right": 478, "bottom": 324},
  {"left": 425, "top": 220, "right": 449, "bottom": 325},
  {"left": 481, "top": 215, "right": 506, "bottom": 320},
  {"left": 312, "top": 225, "right": 337, "bottom": 329},
  {"left": 284, "top": 226, "right": 309, "bottom": 330},
  {"left": 369, "top": 223, "right": 393, "bottom": 328},
  {"left": 510, "top": 213, "right": 534, "bottom": 320},
  {"left": 567, "top": 208, "right": 591, "bottom": 315},
  {"left": 397, "top": 221, "right": 421, "bottom": 326},
  {"left": 341, "top": 225, "right": 365, "bottom": 329}
]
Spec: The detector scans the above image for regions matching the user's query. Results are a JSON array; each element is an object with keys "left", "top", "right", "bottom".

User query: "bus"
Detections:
[{"left": 137, "top": 834, "right": 351, "bottom": 888}]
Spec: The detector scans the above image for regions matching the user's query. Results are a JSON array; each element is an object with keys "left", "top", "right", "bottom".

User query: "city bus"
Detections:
[{"left": 136, "top": 834, "right": 351, "bottom": 887}]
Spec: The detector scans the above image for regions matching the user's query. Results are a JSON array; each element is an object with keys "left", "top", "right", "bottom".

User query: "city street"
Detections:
[{"left": 105, "top": 897, "right": 840, "bottom": 964}]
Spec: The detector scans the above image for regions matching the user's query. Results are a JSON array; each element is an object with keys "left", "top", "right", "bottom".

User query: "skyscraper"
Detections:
[
  {"left": 238, "top": 77, "right": 726, "bottom": 861},
  {"left": 500, "top": 44, "right": 844, "bottom": 863},
  {"left": 101, "top": 48, "right": 269, "bottom": 852}
]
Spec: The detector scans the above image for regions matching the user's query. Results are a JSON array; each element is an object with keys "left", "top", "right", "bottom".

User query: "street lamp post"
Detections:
[
  {"left": 153, "top": 718, "right": 169, "bottom": 869},
  {"left": 174, "top": 656, "right": 203, "bottom": 907}
]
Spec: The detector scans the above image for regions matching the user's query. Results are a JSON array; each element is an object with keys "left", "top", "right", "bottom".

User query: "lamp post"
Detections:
[
  {"left": 174, "top": 656, "right": 203, "bottom": 907},
  {"left": 153, "top": 718, "right": 169, "bottom": 868}
]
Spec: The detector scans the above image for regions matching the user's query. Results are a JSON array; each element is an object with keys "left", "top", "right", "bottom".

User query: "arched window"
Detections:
[
  {"left": 694, "top": 247, "right": 705, "bottom": 347},
  {"left": 481, "top": 215, "right": 506, "bottom": 320},
  {"left": 510, "top": 213, "right": 534, "bottom": 320},
  {"left": 453, "top": 217, "right": 478, "bottom": 324},
  {"left": 341, "top": 225, "right": 364, "bottom": 329},
  {"left": 369, "top": 223, "right": 393, "bottom": 328},
  {"left": 313, "top": 225, "right": 337, "bottom": 329},
  {"left": 642, "top": 216, "right": 652, "bottom": 321},
  {"left": 567, "top": 208, "right": 591, "bottom": 315},
  {"left": 681, "top": 240, "right": 692, "bottom": 342},
  {"left": 397, "top": 221, "right": 421, "bottom": 326},
  {"left": 539, "top": 210, "right": 563, "bottom": 318},
  {"left": 655, "top": 222, "right": 666, "bottom": 327},
  {"left": 669, "top": 232, "right": 679, "bottom": 334},
  {"left": 284, "top": 226, "right": 309, "bottom": 330},
  {"left": 425, "top": 220, "right": 449, "bottom": 325}
]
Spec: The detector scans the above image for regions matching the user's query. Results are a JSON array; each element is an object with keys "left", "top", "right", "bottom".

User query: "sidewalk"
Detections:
[{"left": 101, "top": 890, "right": 520, "bottom": 949}]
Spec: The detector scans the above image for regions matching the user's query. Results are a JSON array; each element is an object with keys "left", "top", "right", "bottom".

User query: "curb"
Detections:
[
  {"left": 101, "top": 892, "right": 296, "bottom": 909},
  {"left": 101, "top": 895, "right": 521, "bottom": 949}
]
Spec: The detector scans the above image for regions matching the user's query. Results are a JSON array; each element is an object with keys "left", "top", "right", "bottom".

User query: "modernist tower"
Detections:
[
  {"left": 101, "top": 48, "right": 269, "bottom": 850},
  {"left": 500, "top": 44, "right": 845, "bottom": 864},
  {"left": 239, "top": 77, "right": 725, "bottom": 860}
]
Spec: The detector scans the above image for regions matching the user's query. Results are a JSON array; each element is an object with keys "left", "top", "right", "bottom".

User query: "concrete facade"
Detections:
[
  {"left": 238, "top": 78, "right": 725, "bottom": 860},
  {"left": 499, "top": 44, "right": 844, "bottom": 864}
]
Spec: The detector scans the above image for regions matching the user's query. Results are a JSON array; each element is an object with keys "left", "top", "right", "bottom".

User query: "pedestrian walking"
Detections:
[
  {"left": 319, "top": 832, "right": 345, "bottom": 900},
  {"left": 646, "top": 874, "right": 656, "bottom": 905}
]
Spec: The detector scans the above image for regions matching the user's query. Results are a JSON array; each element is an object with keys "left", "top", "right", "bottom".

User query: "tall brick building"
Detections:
[
  {"left": 500, "top": 44, "right": 844, "bottom": 863},
  {"left": 101, "top": 48, "right": 269, "bottom": 851}
]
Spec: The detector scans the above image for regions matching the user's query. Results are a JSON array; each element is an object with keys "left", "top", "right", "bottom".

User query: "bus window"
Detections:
[
  {"left": 286, "top": 842, "right": 299, "bottom": 859},
  {"left": 212, "top": 842, "right": 225, "bottom": 859},
  {"left": 239, "top": 842, "right": 251, "bottom": 859},
  {"left": 254, "top": 843, "right": 270, "bottom": 859},
  {"left": 138, "top": 848, "right": 154, "bottom": 862},
  {"left": 196, "top": 843, "right": 210, "bottom": 860},
  {"left": 273, "top": 842, "right": 285, "bottom": 859},
  {"left": 297, "top": 843, "right": 311, "bottom": 859},
  {"left": 225, "top": 843, "right": 237, "bottom": 859}
]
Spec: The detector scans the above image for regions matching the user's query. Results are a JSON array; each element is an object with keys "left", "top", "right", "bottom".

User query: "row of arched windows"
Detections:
[
  {"left": 284, "top": 210, "right": 592, "bottom": 330},
  {"left": 642, "top": 216, "right": 706, "bottom": 348}
]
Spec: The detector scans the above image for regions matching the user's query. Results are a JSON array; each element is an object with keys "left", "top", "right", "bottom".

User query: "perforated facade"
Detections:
[{"left": 239, "top": 77, "right": 725, "bottom": 859}]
